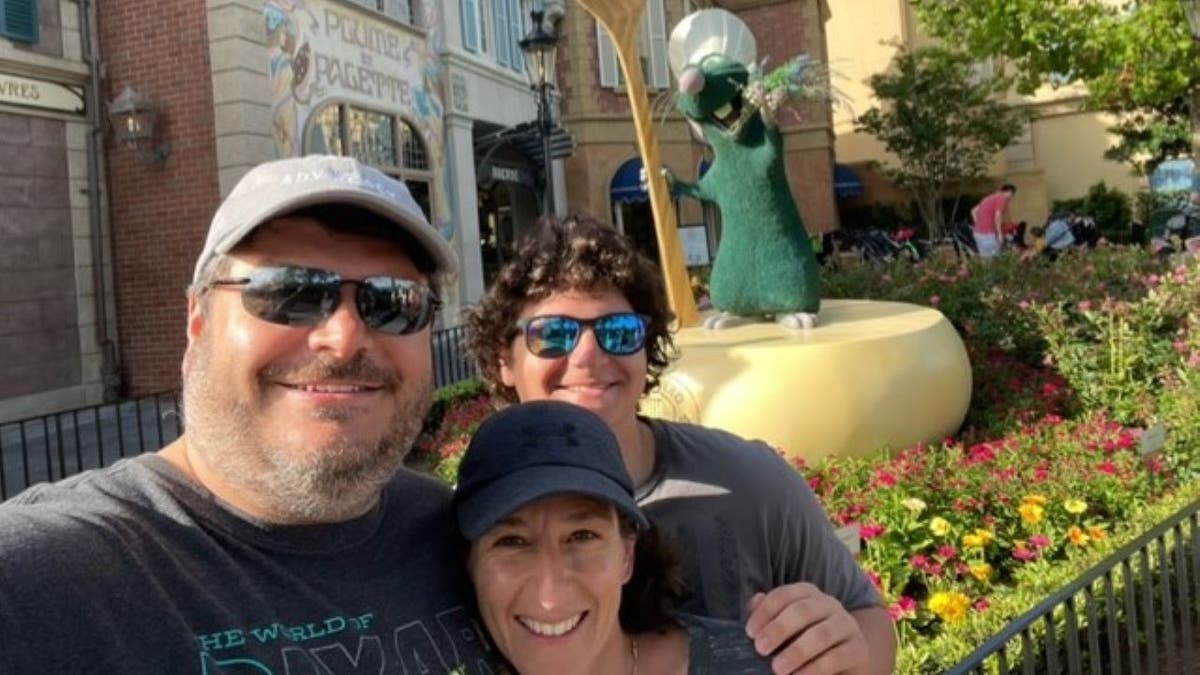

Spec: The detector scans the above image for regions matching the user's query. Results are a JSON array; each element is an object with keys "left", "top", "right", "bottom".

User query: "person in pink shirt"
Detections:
[{"left": 970, "top": 184, "right": 1017, "bottom": 258}]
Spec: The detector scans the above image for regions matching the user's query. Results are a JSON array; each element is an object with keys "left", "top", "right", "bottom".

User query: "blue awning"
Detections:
[
  {"left": 610, "top": 157, "right": 687, "bottom": 204},
  {"left": 611, "top": 157, "right": 649, "bottom": 204},
  {"left": 834, "top": 163, "right": 864, "bottom": 198}
]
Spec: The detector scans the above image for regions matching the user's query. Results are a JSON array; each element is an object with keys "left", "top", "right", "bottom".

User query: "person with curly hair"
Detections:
[{"left": 466, "top": 215, "right": 896, "bottom": 675}]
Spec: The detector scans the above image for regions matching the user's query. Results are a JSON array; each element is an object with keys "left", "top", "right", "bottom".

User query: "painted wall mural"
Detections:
[{"left": 264, "top": 0, "right": 456, "bottom": 242}]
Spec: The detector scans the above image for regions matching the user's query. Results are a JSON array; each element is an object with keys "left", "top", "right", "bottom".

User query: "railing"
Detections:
[
  {"left": 0, "top": 391, "right": 182, "bottom": 501},
  {"left": 0, "top": 325, "right": 478, "bottom": 500},
  {"left": 432, "top": 324, "right": 477, "bottom": 388},
  {"left": 948, "top": 498, "right": 1199, "bottom": 674}
]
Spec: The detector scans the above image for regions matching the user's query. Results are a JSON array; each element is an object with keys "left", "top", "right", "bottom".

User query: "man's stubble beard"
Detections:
[{"left": 181, "top": 332, "right": 433, "bottom": 524}]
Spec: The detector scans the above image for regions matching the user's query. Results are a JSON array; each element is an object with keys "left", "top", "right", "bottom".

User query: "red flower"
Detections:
[
  {"left": 937, "top": 545, "right": 958, "bottom": 560},
  {"left": 860, "top": 524, "right": 887, "bottom": 540},
  {"left": 1098, "top": 459, "right": 1118, "bottom": 475}
]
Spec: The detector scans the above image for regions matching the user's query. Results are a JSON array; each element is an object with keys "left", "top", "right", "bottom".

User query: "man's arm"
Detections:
[{"left": 746, "top": 584, "right": 896, "bottom": 675}]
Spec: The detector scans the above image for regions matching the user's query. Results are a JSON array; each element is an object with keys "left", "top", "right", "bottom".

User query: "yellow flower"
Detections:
[
  {"left": 970, "top": 563, "right": 993, "bottom": 583},
  {"left": 1064, "top": 499, "right": 1088, "bottom": 515},
  {"left": 1088, "top": 525, "right": 1107, "bottom": 541},
  {"left": 1019, "top": 502, "right": 1045, "bottom": 525},
  {"left": 1022, "top": 494, "right": 1048, "bottom": 507},
  {"left": 929, "top": 517, "right": 952, "bottom": 537},
  {"left": 962, "top": 528, "right": 996, "bottom": 549},
  {"left": 928, "top": 591, "right": 971, "bottom": 623},
  {"left": 902, "top": 497, "right": 927, "bottom": 514},
  {"left": 1067, "top": 525, "right": 1090, "bottom": 546}
]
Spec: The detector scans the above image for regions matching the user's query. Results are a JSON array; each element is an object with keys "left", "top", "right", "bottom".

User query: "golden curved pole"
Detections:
[{"left": 575, "top": 0, "right": 700, "bottom": 328}]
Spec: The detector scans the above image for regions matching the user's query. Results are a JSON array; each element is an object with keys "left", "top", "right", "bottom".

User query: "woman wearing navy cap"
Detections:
[{"left": 454, "top": 400, "right": 770, "bottom": 675}]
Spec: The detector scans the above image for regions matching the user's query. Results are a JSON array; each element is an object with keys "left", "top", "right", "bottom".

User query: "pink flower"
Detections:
[
  {"left": 1029, "top": 534, "right": 1052, "bottom": 550},
  {"left": 888, "top": 596, "right": 918, "bottom": 622},
  {"left": 866, "top": 570, "right": 883, "bottom": 591},
  {"left": 1078, "top": 300, "right": 1093, "bottom": 311},
  {"left": 910, "top": 554, "right": 929, "bottom": 570},
  {"left": 930, "top": 295, "right": 941, "bottom": 307},
  {"left": 927, "top": 563, "right": 945, "bottom": 576},
  {"left": 974, "top": 598, "right": 991, "bottom": 612},
  {"left": 860, "top": 524, "right": 887, "bottom": 540},
  {"left": 1012, "top": 546, "right": 1039, "bottom": 562},
  {"left": 937, "top": 545, "right": 958, "bottom": 560}
]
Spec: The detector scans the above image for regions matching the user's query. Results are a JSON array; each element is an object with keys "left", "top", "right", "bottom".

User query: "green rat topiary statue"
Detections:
[{"left": 663, "top": 9, "right": 826, "bottom": 330}]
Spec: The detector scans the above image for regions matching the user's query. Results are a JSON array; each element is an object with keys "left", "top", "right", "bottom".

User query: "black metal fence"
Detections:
[
  {"left": 0, "top": 391, "right": 183, "bottom": 501},
  {"left": 0, "top": 325, "right": 477, "bottom": 500},
  {"left": 948, "top": 498, "right": 1199, "bottom": 674}
]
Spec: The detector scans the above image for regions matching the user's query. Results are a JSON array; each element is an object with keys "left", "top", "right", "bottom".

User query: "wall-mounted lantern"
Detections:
[{"left": 108, "top": 85, "right": 170, "bottom": 167}]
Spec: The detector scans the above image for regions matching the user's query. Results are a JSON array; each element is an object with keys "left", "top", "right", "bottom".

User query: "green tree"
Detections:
[
  {"left": 855, "top": 46, "right": 1026, "bottom": 237},
  {"left": 911, "top": 0, "right": 1200, "bottom": 175}
]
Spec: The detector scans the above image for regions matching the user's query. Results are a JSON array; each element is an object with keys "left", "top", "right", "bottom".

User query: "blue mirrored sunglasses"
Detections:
[{"left": 515, "top": 312, "right": 650, "bottom": 358}]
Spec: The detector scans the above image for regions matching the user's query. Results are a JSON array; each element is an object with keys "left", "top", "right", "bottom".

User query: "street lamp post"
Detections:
[
  {"left": 519, "top": 8, "right": 560, "bottom": 216},
  {"left": 1180, "top": 1, "right": 1200, "bottom": 198}
]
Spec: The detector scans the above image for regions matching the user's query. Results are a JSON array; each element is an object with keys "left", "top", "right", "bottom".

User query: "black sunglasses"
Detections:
[
  {"left": 207, "top": 265, "right": 440, "bottom": 335},
  {"left": 514, "top": 313, "right": 650, "bottom": 358}
]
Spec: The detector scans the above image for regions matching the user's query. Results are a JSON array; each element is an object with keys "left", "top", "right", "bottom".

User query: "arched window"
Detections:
[{"left": 304, "top": 102, "right": 433, "bottom": 219}]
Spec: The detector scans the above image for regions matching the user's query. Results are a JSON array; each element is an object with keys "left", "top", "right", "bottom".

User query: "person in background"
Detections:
[
  {"left": 467, "top": 215, "right": 896, "bottom": 675},
  {"left": 455, "top": 400, "right": 773, "bottom": 674},
  {"left": 970, "top": 184, "right": 1017, "bottom": 258}
]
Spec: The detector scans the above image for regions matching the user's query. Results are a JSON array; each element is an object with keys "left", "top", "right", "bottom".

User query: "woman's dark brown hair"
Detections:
[{"left": 466, "top": 215, "right": 676, "bottom": 401}]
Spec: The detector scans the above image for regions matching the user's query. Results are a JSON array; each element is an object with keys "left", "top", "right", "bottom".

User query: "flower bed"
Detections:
[{"left": 412, "top": 246, "right": 1199, "bottom": 672}]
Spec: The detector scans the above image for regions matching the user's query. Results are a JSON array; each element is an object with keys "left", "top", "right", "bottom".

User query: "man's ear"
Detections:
[{"left": 186, "top": 294, "right": 205, "bottom": 346}]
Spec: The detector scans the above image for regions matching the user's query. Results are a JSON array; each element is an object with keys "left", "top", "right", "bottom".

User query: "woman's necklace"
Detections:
[{"left": 629, "top": 634, "right": 639, "bottom": 675}]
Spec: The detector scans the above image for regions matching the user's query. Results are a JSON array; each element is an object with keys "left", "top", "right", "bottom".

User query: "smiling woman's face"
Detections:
[{"left": 468, "top": 494, "right": 634, "bottom": 675}]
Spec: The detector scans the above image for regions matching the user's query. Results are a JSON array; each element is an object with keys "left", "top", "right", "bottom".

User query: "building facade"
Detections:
[
  {"left": 827, "top": 0, "right": 1144, "bottom": 227},
  {"left": 0, "top": 0, "right": 116, "bottom": 421},
  {"left": 85, "top": 0, "right": 556, "bottom": 397}
]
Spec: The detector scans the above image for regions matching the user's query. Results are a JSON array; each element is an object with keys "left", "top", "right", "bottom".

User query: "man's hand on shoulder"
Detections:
[{"left": 745, "top": 583, "right": 894, "bottom": 675}]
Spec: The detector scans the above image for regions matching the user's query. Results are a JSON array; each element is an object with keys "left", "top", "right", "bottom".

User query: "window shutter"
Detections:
[
  {"left": 596, "top": 21, "right": 618, "bottom": 88},
  {"left": 508, "top": 0, "right": 524, "bottom": 74},
  {"left": 646, "top": 0, "right": 669, "bottom": 89},
  {"left": 493, "top": 0, "right": 510, "bottom": 66},
  {"left": 461, "top": 0, "right": 480, "bottom": 52},
  {"left": 0, "top": 0, "right": 39, "bottom": 44}
]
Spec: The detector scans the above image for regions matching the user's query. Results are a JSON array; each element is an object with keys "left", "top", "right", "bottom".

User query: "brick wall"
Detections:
[{"left": 98, "top": 0, "right": 220, "bottom": 395}]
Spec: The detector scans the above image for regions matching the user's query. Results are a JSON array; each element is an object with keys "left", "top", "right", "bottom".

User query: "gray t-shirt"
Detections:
[
  {"left": 677, "top": 612, "right": 772, "bottom": 674},
  {"left": 638, "top": 418, "right": 881, "bottom": 621},
  {"left": 0, "top": 455, "right": 498, "bottom": 674}
]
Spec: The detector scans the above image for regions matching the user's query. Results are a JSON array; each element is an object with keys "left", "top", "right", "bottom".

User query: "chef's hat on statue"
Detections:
[{"left": 667, "top": 9, "right": 757, "bottom": 79}]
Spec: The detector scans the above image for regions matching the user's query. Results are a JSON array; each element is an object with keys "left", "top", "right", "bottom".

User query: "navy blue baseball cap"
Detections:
[{"left": 454, "top": 400, "right": 650, "bottom": 540}]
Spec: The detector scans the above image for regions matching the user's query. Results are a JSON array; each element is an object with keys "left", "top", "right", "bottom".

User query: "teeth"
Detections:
[
  {"left": 714, "top": 102, "right": 734, "bottom": 119},
  {"left": 296, "top": 384, "right": 367, "bottom": 393},
  {"left": 519, "top": 614, "right": 583, "bottom": 637}
]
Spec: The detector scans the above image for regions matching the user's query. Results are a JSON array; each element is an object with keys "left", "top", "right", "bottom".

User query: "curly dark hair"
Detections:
[{"left": 466, "top": 215, "right": 676, "bottom": 402}]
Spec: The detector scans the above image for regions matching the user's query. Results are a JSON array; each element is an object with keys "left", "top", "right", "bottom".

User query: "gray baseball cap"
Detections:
[{"left": 192, "top": 155, "right": 457, "bottom": 284}]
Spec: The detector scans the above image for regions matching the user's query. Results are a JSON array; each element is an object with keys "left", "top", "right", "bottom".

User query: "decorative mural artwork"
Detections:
[{"left": 263, "top": 0, "right": 455, "bottom": 243}]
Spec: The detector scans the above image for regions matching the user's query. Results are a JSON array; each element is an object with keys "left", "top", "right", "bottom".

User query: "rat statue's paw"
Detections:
[
  {"left": 703, "top": 311, "right": 756, "bottom": 330},
  {"left": 777, "top": 312, "right": 818, "bottom": 331},
  {"left": 639, "top": 166, "right": 675, "bottom": 192}
]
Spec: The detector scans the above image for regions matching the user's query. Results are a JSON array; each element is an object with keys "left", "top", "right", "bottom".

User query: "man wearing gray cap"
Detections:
[{"left": 0, "top": 156, "right": 496, "bottom": 673}]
